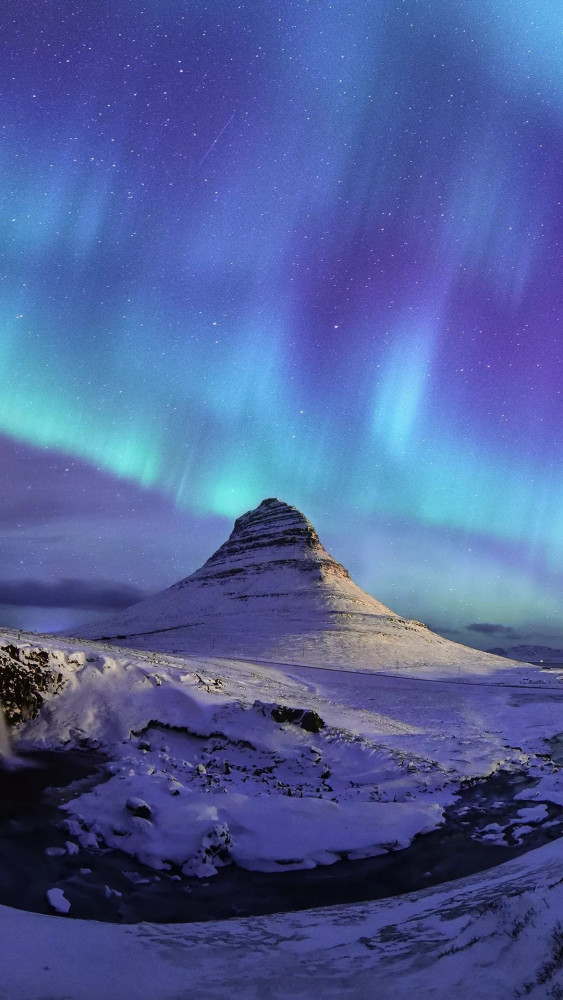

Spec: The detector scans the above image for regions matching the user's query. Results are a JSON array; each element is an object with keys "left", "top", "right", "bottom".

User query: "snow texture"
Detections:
[
  {"left": 0, "top": 623, "right": 562, "bottom": 996},
  {"left": 46, "top": 887, "right": 70, "bottom": 914},
  {"left": 1, "top": 624, "right": 561, "bottom": 883},
  {"left": 1, "top": 836, "right": 563, "bottom": 998}
]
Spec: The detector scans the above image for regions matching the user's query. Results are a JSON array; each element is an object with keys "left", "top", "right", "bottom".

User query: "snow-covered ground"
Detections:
[
  {"left": 0, "top": 632, "right": 563, "bottom": 1000},
  {"left": 0, "top": 623, "right": 563, "bottom": 995},
  {"left": 0, "top": 792, "right": 562, "bottom": 999},
  {"left": 2, "top": 627, "right": 561, "bottom": 878}
]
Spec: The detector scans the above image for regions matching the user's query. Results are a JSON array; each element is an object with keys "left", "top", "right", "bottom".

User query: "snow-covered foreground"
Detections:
[
  {"left": 1, "top": 625, "right": 563, "bottom": 995},
  {"left": 0, "top": 837, "right": 562, "bottom": 999},
  {"left": 3, "top": 627, "right": 562, "bottom": 879}
]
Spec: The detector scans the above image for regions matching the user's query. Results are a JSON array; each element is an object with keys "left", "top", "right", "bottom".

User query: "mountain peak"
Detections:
[
  {"left": 233, "top": 497, "right": 314, "bottom": 534},
  {"left": 74, "top": 496, "right": 397, "bottom": 646},
  {"left": 184, "top": 497, "right": 346, "bottom": 585},
  {"left": 233, "top": 497, "right": 315, "bottom": 533},
  {"left": 69, "top": 497, "right": 414, "bottom": 655},
  {"left": 68, "top": 498, "right": 511, "bottom": 673},
  {"left": 230, "top": 496, "right": 318, "bottom": 546}
]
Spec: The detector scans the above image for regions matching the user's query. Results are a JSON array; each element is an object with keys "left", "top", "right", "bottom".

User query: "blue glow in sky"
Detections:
[{"left": 0, "top": 0, "right": 561, "bottom": 650}]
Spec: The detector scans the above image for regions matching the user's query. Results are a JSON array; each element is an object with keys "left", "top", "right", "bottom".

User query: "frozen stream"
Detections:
[{"left": 1, "top": 750, "right": 562, "bottom": 923}]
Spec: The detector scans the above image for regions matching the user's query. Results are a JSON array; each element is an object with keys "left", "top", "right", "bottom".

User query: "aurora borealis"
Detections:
[{"left": 0, "top": 0, "right": 561, "bottom": 648}]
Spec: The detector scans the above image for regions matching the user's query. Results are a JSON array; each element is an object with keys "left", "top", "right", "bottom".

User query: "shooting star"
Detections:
[{"left": 199, "top": 112, "right": 235, "bottom": 165}]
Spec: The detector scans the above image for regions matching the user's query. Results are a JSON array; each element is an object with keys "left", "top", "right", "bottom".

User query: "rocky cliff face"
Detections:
[
  {"left": 174, "top": 498, "right": 368, "bottom": 597},
  {"left": 188, "top": 497, "right": 347, "bottom": 583},
  {"left": 0, "top": 642, "right": 65, "bottom": 726}
]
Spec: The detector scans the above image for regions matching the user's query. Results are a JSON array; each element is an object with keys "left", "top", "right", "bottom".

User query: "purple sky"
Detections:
[{"left": 0, "top": 1, "right": 562, "bottom": 653}]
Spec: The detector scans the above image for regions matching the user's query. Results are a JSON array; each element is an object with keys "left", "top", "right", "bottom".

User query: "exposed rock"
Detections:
[
  {"left": 268, "top": 704, "right": 325, "bottom": 733},
  {"left": 125, "top": 797, "right": 152, "bottom": 820},
  {"left": 0, "top": 644, "right": 65, "bottom": 727},
  {"left": 187, "top": 497, "right": 354, "bottom": 588}
]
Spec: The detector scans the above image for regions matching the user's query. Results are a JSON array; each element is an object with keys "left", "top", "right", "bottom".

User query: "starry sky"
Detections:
[{"left": 0, "top": 0, "right": 562, "bottom": 651}]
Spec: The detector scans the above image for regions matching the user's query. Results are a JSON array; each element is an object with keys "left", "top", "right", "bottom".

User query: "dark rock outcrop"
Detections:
[
  {"left": 269, "top": 705, "right": 325, "bottom": 733},
  {"left": 0, "top": 643, "right": 64, "bottom": 726}
]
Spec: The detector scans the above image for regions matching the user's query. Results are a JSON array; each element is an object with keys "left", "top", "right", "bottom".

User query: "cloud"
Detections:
[
  {"left": 0, "top": 579, "right": 147, "bottom": 611},
  {"left": 427, "top": 624, "right": 462, "bottom": 635},
  {"left": 0, "top": 433, "right": 190, "bottom": 528},
  {"left": 467, "top": 622, "right": 514, "bottom": 635}
]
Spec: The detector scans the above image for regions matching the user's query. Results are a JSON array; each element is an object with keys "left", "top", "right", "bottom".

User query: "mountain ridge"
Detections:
[{"left": 487, "top": 644, "right": 563, "bottom": 663}]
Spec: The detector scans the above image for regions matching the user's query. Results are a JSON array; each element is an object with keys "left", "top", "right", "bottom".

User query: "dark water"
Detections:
[
  {"left": 0, "top": 750, "right": 562, "bottom": 924},
  {"left": 549, "top": 733, "right": 563, "bottom": 764}
]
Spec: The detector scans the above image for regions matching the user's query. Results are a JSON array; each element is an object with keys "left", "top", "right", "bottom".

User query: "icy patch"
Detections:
[
  {"left": 473, "top": 822, "right": 507, "bottom": 845},
  {"left": 516, "top": 804, "right": 549, "bottom": 825},
  {"left": 62, "top": 770, "right": 444, "bottom": 874},
  {"left": 46, "top": 887, "right": 71, "bottom": 914}
]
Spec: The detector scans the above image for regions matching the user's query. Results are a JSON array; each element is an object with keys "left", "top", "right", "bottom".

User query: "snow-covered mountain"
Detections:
[
  {"left": 84, "top": 497, "right": 395, "bottom": 621},
  {"left": 488, "top": 645, "right": 563, "bottom": 664},
  {"left": 70, "top": 498, "right": 512, "bottom": 673}
]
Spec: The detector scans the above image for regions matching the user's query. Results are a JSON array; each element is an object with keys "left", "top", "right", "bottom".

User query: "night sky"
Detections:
[{"left": 0, "top": 0, "right": 561, "bottom": 651}]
